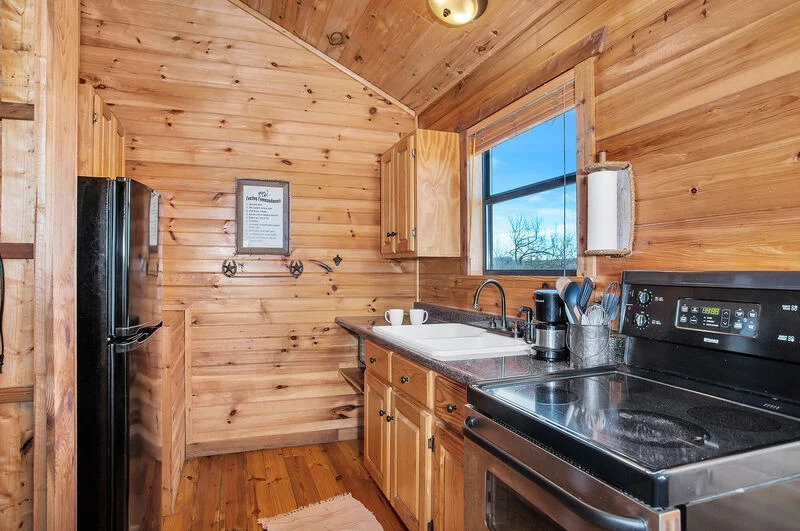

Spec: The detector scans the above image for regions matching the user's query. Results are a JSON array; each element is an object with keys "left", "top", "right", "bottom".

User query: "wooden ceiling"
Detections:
[{"left": 235, "top": 0, "right": 564, "bottom": 112}]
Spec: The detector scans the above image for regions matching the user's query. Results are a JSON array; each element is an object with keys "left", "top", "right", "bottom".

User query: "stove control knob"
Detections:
[
  {"left": 634, "top": 312, "right": 650, "bottom": 329},
  {"left": 637, "top": 289, "right": 653, "bottom": 306}
]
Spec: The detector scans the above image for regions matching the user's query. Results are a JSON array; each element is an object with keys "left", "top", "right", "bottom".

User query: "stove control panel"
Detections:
[
  {"left": 620, "top": 271, "right": 800, "bottom": 366},
  {"left": 675, "top": 298, "right": 761, "bottom": 337}
]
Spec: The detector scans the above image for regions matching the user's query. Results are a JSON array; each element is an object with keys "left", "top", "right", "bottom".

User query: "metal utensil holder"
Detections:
[{"left": 566, "top": 323, "right": 611, "bottom": 369}]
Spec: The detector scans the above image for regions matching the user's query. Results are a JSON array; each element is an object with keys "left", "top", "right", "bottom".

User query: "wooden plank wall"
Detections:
[
  {"left": 0, "top": 0, "right": 37, "bottom": 527},
  {"left": 79, "top": 0, "right": 416, "bottom": 456},
  {"left": 418, "top": 0, "right": 800, "bottom": 315}
]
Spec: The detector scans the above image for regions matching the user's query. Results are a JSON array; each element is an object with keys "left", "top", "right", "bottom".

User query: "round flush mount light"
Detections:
[{"left": 428, "top": 0, "right": 487, "bottom": 26}]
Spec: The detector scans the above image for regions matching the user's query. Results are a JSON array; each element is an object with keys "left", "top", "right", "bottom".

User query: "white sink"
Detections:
[{"left": 372, "top": 323, "right": 531, "bottom": 361}]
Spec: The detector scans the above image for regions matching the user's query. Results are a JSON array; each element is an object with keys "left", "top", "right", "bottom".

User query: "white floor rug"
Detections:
[{"left": 258, "top": 493, "right": 383, "bottom": 531}]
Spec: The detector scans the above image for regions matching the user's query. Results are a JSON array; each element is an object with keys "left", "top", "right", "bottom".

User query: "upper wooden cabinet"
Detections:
[
  {"left": 380, "top": 129, "right": 460, "bottom": 258},
  {"left": 78, "top": 83, "right": 125, "bottom": 178}
]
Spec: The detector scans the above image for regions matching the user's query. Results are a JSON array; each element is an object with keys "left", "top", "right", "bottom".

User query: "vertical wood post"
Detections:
[{"left": 33, "top": 0, "right": 80, "bottom": 528}]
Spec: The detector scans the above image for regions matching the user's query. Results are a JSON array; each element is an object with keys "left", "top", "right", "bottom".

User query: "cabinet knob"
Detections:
[
  {"left": 446, "top": 403, "right": 457, "bottom": 413},
  {"left": 379, "top": 409, "right": 386, "bottom": 417},
  {"left": 387, "top": 231, "right": 397, "bottom": 237},
  {"left": 400, "top": 376, "right": 409, "bottom": 384},
  {"left": 386, "top": 415, "right": 394, "bottom": 422},
  {"left": 369, "top": 357, "right": 377, "bottom": 364}
]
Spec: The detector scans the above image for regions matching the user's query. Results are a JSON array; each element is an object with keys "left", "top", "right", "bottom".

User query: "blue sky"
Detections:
[{"left": 487, "top": 109, "right": 577, "bottom": 257}]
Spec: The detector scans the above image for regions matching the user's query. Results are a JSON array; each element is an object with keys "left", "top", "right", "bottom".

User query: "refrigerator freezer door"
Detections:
[{"left": 115, "top": 178, "right": 162, "bottom": 336}]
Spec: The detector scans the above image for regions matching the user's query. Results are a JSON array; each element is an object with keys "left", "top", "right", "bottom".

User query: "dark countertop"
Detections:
[{"left": 336, "top": 315, "right": 586, "bottom": 385}]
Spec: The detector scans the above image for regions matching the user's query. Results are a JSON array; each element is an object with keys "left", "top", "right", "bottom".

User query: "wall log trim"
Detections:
[
  {"left": 0, "top": 386, "right": 34, "bottom": 404},
  {"left": 0, "top": 102, "right": 35, "bottom": 121},
  {"left": 0, "top": 243, "right": 35, "bottom": 259}
]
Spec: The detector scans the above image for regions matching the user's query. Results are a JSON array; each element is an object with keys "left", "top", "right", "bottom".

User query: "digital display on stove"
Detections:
[{"left": 676, "top": 298, "right": 761, "bottom": 337}]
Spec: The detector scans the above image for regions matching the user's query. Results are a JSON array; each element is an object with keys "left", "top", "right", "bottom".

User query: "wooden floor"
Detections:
[{"left": 162, "top": 440, "right": 406, "bottom": 530}]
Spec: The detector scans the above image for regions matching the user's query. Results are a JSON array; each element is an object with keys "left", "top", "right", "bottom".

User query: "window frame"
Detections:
[{"left": 481, "top": 123, "right": 578, "bottom": 277}]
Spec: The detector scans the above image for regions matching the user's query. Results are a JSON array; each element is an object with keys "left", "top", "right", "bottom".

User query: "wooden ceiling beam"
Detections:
[{"left": 228, "top": 0, "right": 416, "bottom": 118}]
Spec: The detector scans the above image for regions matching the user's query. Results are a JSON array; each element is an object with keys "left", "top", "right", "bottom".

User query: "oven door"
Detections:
[{"left": 463, "top": 406, "right": 681, "bottom": 530}]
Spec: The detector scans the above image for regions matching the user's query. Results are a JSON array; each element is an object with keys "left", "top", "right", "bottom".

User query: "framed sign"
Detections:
[{"left": 235, "top": 178, "right": 290, "bottom": 255}]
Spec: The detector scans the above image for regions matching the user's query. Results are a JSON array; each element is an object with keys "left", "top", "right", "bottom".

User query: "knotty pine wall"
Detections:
[
  {"left": 0, "top": 0, "right": 36, "bottom": 527},
  {"left": 79, "top": 0, "right": 415, "bottom": 456},
  {"left": 419, "top": 0, "right": 800, "bottom": 315}
]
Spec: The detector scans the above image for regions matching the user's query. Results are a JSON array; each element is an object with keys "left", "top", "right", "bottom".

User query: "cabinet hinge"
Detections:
[
  {"left": 427, "top": 436, "right": 434, "bottom": 450},
  {"left": 411, "top": 148, "right": 416, "bottom": 158},
  {"left": 412, "top": 228, "right": 417, "bottom": 238},
  {"left": 427, "top": 521, "right": 433, "bottom": 531},
  {"left": 92, "top": 111, "right": 98, "bottom": 124}
]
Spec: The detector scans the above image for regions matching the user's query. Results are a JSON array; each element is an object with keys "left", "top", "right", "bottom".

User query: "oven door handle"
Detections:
[{"left": 463, "top": 418, "right": 649, "bottom": 531}]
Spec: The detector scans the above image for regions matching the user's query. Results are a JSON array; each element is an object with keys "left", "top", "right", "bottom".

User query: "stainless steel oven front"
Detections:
[{"left": 463, "top": 406, "right": 681, "bottom": 530}]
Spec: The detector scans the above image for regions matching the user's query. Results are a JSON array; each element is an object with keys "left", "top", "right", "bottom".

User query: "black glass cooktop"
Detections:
[{"left": 480, "top": 370, "right": 800, "bottom": 472}]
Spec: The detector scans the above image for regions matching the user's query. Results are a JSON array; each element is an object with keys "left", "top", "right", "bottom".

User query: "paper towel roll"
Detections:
[{"left": 587, "top": 170, "right": 618, "bottom": 250}]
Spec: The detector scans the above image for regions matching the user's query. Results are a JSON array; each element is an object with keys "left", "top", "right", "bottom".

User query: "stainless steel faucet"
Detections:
[{"left": 473, "top": 278, "right": 508, "bottom": 330}]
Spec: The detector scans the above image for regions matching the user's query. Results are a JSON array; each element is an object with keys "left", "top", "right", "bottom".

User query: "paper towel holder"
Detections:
[{"left": 583, "top": 150, "right": 635, "bottom": 257}]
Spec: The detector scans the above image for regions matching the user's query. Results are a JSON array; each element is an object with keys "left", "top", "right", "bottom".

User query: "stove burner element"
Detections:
[
  {"left": 687, "top": 406, "right": 781, "bottom": 433},
  {"left": 534, "top": 382, "right": 578, "bottom": 405},
  {"left": 601, "top": 410, "right": 710, "bottom": 448}
]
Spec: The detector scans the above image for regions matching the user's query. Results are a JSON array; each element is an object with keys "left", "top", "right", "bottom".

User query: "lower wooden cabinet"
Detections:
[
  {"left": 363, "top": 342, "right": 465, "bottom": 531},
  {"left": 390, "top": 390, "right": 433, "bottom": 530},
  {"left": 432, "top": 424, "right": 465, "bottom": 531},
  {"left": 364, "top": 371, "right": 392, "bottom": 497}
]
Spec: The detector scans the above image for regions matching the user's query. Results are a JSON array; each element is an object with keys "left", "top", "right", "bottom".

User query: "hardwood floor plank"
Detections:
[
  {"left": 244, "top": 451, "right": 270, "bottom": 531},
  {"left": 282, "top": 446, "right": 322, "bottom": 507},
  {"left": 191, "top": 454, "right": 224, "bottom": 530},
  {"left": 261, "top": 448, "right": 297, "bottom": 518},
  {"left": 303, "top": 444, "right": 346, "bottom": 500},
  {"left": 219, "top": 452, "right": 248, "bottom": 530},
  {"left": 162, "top": 458, "right": 200, "bottom": 530}
]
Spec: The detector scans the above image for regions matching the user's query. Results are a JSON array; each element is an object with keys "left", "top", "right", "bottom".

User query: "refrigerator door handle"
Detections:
[
  {"left": 115, "top": 319, "right": 163, "bottom": 338},
  {"left": 110, "top": 322, "right": 162, "bottom": 352}
]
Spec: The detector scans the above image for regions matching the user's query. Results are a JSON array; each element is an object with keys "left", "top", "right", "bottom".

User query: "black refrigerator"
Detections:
[{"left": 77, "top": 177, "right": 163, "bottom": 530}]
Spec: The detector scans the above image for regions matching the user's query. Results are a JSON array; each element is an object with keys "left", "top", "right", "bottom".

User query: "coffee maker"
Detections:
[{"left": 522, "top": 289, "right": 568, "bottom": 361}]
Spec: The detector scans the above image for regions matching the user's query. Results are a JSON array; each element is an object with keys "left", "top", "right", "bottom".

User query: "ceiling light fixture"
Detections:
[{"left": 428, "top": 0, "right": 487, "bottom": 26}]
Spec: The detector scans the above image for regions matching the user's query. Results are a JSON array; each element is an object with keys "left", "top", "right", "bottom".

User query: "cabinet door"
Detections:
[
  {"left": 393, "top": 135, "right": 416, "bottom": 254},
  {"left": 364, "top": 371, "right": 392, "bottom": 496},
  {"left": 391, "top": 390, "right": 432, "bottom": 530},
  {"left": 432, "top": 424, "right": 465, "bottom": 531},
  {"left": 380, "top": 146, "right": 396, "bottom": 255}
]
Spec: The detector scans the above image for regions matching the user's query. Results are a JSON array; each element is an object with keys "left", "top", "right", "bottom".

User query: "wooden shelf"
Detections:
[{"left": 339, "top": 367, "right": 365, "bottom": 394}]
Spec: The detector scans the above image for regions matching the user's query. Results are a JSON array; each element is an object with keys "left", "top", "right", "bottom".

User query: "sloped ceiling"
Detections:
[{"left": 236, "top": 0, "right": 564, "bottom": 112}]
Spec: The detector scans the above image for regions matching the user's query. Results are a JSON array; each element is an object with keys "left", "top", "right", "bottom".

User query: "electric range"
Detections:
[{"left": 463, "top": 271, "right": 800, "bottom": 530}]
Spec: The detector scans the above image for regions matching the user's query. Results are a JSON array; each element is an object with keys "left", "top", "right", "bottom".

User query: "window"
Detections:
[{"left": 482, "top": 107, "right": 577, "bottom": 275}]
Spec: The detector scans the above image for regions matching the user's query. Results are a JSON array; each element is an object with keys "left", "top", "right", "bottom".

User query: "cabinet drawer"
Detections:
[
  {"left": 365, "top": 341, "right": 391, "bottom": 381},
  {"left": 391, "top": 356, "right": 433, "bottom": 408},
  {"left": 434, "top": 376, "right": 467, "bottom": 432}
]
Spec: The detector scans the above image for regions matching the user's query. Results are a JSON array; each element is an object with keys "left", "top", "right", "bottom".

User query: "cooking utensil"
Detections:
[
  {"left": 555, "top": 277, "right": 571, "bottom": 300},
  {"left": 578, "top": 277, "right": 594, "bottom": 312},
  {"left": 562, "top": 281, "right": 583, "bottom": 324},
  {"left": 601, "top": 281, "right": 622, "bottom": 323},
  {"left": 582, "top": 303, "right": 606, "bottom": 325}
]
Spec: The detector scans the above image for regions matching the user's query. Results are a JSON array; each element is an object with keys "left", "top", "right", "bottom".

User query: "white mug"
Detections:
[
  {"left": 409, "top": 309, "right": 429, "bottom": 325},
  {"left": 384, "top": 309, "right": 404, "bottom": 326}
]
